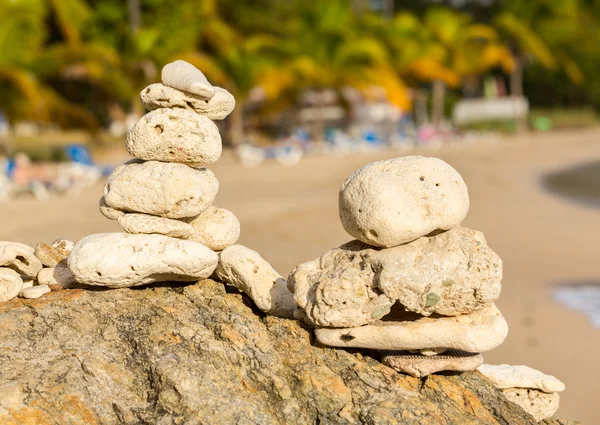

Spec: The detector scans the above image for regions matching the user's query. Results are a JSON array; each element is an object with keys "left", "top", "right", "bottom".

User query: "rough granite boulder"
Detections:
[{"left": 0, "top": 280, "right": 579, "bottom": 425}]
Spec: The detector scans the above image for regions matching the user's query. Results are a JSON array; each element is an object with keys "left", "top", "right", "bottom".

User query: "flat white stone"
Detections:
[
  {"left": 99, "top": 196, "right": 125, "bottom": 220},
  {"left": 0, "top": 268, "right": 23, "bottom": 302},
  {"left": 382, "top": 350, "right": 483, "bottom": 378},
  {"left": 161, "top": 60, "right": 215, "bottom": 98},
  {"left": 0, "top": 242, "right": 43, "bottom": 278},
  {"left": 118, "top": 213, "right": 194, "bottom": 239},
  {"left": 477, "top": 364, "right": 565, "bottom": 393},
  {"left": 339, "top": 156, "right": 469, "bottom": 247},
  {"left": 141, "top": 84, "right": 235, "bottom": 120},
  {"left": 315, "top": 303, "right": 508, "bottom": 353},
  {"left": 103, "top": 160, "right": 219, "bottom": 219},
  {"left": 20, "top": 284, "right": 51, "bottom": 299},
  {"left": 37, "top": 262, "right": 77, "bottom": 288},
  {"left": 68, "top": 233, "right": 218, "bottom": 288},
  {"left": 215, "top": 245, "right": 295, "bottom": 318},
  {"left": 502, "top": 388, "right": 560, "bottom": 421},
  {"left": 126, "top": 108, "right": 222, "bottom": 165},
  {"left": 185, "top": 206, "right": 240, "bottom": 251}
]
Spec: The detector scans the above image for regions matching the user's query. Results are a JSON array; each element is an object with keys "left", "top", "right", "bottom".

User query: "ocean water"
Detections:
[{"left": 553, "top": 283, "right": 600, "bottom": 328}]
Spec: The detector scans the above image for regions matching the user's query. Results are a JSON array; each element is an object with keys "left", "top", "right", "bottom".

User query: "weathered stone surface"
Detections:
[
  {"left": 0, "top": 241, "right": 43, "bottom": 278},
  {"left": 68, "top": 233, "right": 218, "bottom": 288},
  {"left": 0, "top": 268, "right": 23, "bottom": 302},
  {"left": 215, "top": 244, "right": 295, "bottom": 317},
  {"left": 161, "top": 60, "right": 215, "bottom": 98},
  {"left": 99, "top": 196, "right": 125, "bottom": 220},
  {"left": 382, "top": 350, "right": 483, "bottom": 378},
  {"left": 118, "top": 213, "right": 194, "bottom": 239},
  {"left": 186, "top": 206, "right": 240, "bottom": 251},
  {"left": 0, "top": 279, "right": 576, "bottom": 425},
  {"left": 35, "top": 242, "right": 67, "bottom": 268},
  {"left": 126, "top": 108, "right": 222, "bottom": 165},
  {"left": 20, "top": 284, "right": 51, "bottom": 299},
  {"left": 51, "top": 238, "right": 74, "bottom": 257},
  {"left": 478, "top": 364, "right": 566, "bottom": 393},
  {"left": 503, "top": 388, "right": 560, "bottom": 421},
  {"left": 104, "top": 160, "right": 219, "bottom": 219},
  {"left": 339, "top": 156, "right": 469, "bottom": 247},
  {"left": 37, "top": 262, "right": 77, "bottom": 288},
  {"left": 315, "top": 303, "right": 508, "bottom": 353},
  {"left": 288, "top": 240, "right": 395, "bottom": 327},
  {"left": 141, "top": 83, "right": 235, "bottom": 120},
  {"left": 289, "top": 227, "right": 501, "bottom": 326}
]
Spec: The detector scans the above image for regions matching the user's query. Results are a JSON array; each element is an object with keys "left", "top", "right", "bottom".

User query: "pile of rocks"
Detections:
[
  {"left": 478, "top": 364, "right": 566, "bottom": 421},
  {"left": 0, "top": 239, "right": 75, "bottom": 301},
  {"left": 66, "top": 60, "right": 293, "bottom": 316},
  {"left": 289, "top": 156, "right": 508, "bottom": 377}
]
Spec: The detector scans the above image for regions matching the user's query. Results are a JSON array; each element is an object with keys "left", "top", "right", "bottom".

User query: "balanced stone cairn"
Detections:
[
  {"left": 288, "top": 156, "right": 508, "bottom": 377},
  {"left": 478, "top": 364, "right": 566, "bottom": 421},
  {"left": 66, "top": 60, "right": 294, "bottom": 317}
]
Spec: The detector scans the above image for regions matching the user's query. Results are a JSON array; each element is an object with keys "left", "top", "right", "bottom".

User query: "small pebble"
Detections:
[{"left": 21, "top": 285, "right": 51, "bottom": 299}]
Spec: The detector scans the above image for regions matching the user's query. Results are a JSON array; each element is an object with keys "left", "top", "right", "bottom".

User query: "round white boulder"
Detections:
[
  {"left": 185, "top": 206, "right": 240, "bottom": 251},
  {"left": 339, "top": 156, "right": 469, "bottom": 247},
  {"left": 126, "top": 108, "right": 222, "bottom": 165},
  {"left": 103, "top": 160, "right": 219, "bottom": 219},
  {"left": 68, "top": 233, "right": 218, "bottom": 288}
]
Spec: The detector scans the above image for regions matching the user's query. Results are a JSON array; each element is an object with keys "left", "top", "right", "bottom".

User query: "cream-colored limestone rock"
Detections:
[
  {"left": 68, "top": 233, "right": 218, "bottom": 288},
  {"left": 126, "top": 108, "right": 222, "bottom": 165},
  {"left": 118, "top": 213, "right": 194, "bottom": 239},
  {"left": 382, "top": 350, "right": 484, "bottom": 378},
  {"left": 185, "top": 206, "right": 240, "bottom": 251},
  {"left": 339, "top": 156, "right": 469, "bottom": 247},
  {"left": 215, "top": 245, "right": 295, "bottom": 318},
  {"left": 0, "top": 242, "right": 43, "bottom": 278},
  {"left": 477, "top": 364, "right": 565, "bottom": 393},
  {"left": 37, "top": 262, "right": 77, "bottom": 288},
  {"left": 103, "top": 160, "right": 219, "bottom": 219},
  {"left": 35, "top": 242, "right": 68, "bottom": 268},
  {"left": 21, "top": 279, "right": 34, "bottom": 289},
  {"left": 288, "top": 240, "right": 394, "bottom": 327},
  {"left": 99, "top": 196, "right": 125, "bottom": 220},
  {"left": 51, "top": 239, "right": 74, "bottom": 256},
  {"left": 161, "top": 60, "right": 215, "bottom": 98},
  {"left": 372, "top": 226, "right": 502, "bottom": 316},
  {"left": 141, "top": 84, "right": 235, "bottom": 120},
  {"left": 315, "top": 303, "right": 508, "bottom": 353},
  {"left": 502, "top": 388, "right": 560, "bottom": 421},
  {"left": 0, "top": 268, "right": 23, "bottom": 302},
  {"left": 20, "top": 284, "right": 51, "bottom": 299}
]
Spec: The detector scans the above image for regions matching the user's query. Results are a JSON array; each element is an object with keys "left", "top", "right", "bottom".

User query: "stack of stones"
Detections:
[
  {"left": 288, "top": 156, "right": 508, "bottom": 377},
  {"left": 0, "top": 239, "right": 75, "bottom": 302},
  {"left": 67, "top": 60, "right": 294, "bottom": 317},
  {"left": 478, "top": 364, "right": 566, "bottom": 421}
]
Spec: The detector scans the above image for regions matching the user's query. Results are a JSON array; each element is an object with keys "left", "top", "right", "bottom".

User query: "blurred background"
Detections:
[{"left": 0, "top": 0, "right": 598, "bottom": 422}]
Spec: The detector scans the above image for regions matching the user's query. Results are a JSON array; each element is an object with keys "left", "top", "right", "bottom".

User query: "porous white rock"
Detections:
[
  {"left": 161, "top": 60, "right": 215, "bottom": 99},
  {"left": 288, "top": 227, "right": 501, "bottom": 326},
  {"left": 37, "top": 262, "right": 77, "bottom": 288},
  {"left": 141, "top": 84, "right": 235, "bottom": 120},
  {"left": 99, "top": 196, "right": 125, "bottom": 220},
  {"left": 0, "top": 268, "right": 23, "bottom": 302},
  {"left": 314, "top": 303, "right": 508, "bottom": 353},
  {"left": 477, "top": 364, "right": 565, "bottom": 393},
  {"left": 118, "top": 213, "right": 194, "bottom": 239},
  {"left": 382, "top": 350, "right": 483, "bottom": 378},
  {"left": 502, "top": 388, "right": 560, "bottom": 421},
  {"left": 51, "top": 239, "right": 74, "bottom": 256},
  {"left": 288, "top": 240, "right": 395, "bottom": 327},
  {"left": 215, "top": 245, "right": 295, "bottom": 318},
  {"left": 339, "top": 156, "right": 469, "bottom": 247},
  {"left": 35, "top": 242, "right": 68, "bottom": 268},
  {"left": 68, "top": 233, "right": 218, "bottom": 288},
  {"left": 20, "top": 284, "right": 51, "bottom": 299},
  {"left": 186, "top": 206, "right": 240, "bottom": 251},
  {"left": 103, "top": 161, "right": 219, "bottom": 219},
  {"left": 0, "top": 242, "right": 43, "bottom": 278},
  {"left": 126, "top": 108, "right": 222, "bottom": 165}
]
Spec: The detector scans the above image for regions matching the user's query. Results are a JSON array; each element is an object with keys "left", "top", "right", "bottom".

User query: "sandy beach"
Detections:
[{"left": 1, "top": 129, "right": 598, "bottom": 423}]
